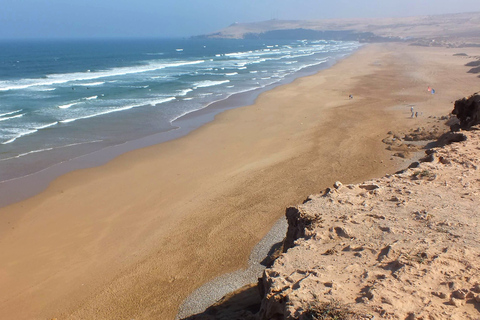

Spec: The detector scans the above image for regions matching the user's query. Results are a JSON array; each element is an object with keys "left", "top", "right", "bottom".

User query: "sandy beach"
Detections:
[{"left": 0, "top": 43, "right": 479, "bottom": 319}]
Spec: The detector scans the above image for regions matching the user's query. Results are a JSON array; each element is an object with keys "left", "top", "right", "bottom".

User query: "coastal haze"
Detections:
[
  {"left": 1, "top": 2, "right": 480, "bottom": 320},
  {"left": 2, "top": 0, "right": 480, "bottom": 39}
]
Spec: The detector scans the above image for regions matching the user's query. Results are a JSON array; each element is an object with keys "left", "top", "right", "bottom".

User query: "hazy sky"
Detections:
[{"left": 2, "top": 0, "right": 480, "bottom": 39}]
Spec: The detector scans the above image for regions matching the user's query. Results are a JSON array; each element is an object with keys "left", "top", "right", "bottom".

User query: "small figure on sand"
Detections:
[
  {"left": 349, "top": 94, "right": 353, "bottom": 99},
  {"left": 431, "top": 88, "right": 435, "bottom": 94},
  {"left": 411, "top": 106, "right": 415, "bottom": 118},
  {"left": 415, "top": 111, "right": 418, "bottom": 118}
]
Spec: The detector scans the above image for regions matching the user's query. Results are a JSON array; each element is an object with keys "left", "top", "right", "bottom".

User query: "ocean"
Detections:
[{"left": 0, "top": 38, "right": 360, "bottom": 186}]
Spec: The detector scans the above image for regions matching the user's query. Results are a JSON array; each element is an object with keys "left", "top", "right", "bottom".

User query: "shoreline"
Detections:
[
  {"left": 0, "top": 53, "right": 343, "bottom": 208},
  {"left": 1, "top": 43, "right": 479, "bottom": 320}
]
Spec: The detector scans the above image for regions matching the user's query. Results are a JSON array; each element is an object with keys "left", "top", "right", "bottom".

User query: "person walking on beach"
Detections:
[{"left": 411, "top": 106, "right": 415, "bottom": 118}]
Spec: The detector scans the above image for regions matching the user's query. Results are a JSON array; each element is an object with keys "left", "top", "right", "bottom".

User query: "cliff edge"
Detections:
[{"left": 259, "top": 129, "right": 480, "bottom": 319}]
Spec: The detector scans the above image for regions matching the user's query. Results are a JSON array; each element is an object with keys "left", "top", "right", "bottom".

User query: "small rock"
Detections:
[
  {"left": 420, "top": 153, "right": 436, "bottom": 162},
  {"left": 408, "top": 161, "right": 420, "bottom": 168},
  {"left": 447, "top": 281, "right": 457, "bottom": 290},
  {"left": 474, "top": 294, "right": 480, "bottom": 303},
  {"left": 432, "top": 291, "right": 447, "bottom": 299},
  {"left": 333, "top": 226, "right": 354, "bottom": 238},
  {"left": 333, "top": 181, "right": 343, "bottom": 189},
  {"left": 449, "top": 297, "right": 466, "bottom": 307},
  {"left": 379, "top": 226, "right": 392, "bottom": 233},
  {"left": 359, "top": 184, "right": 380, "bottom": 191},
  {"left": 439, "top": 156, "right": 451, "bottom": 164},
  {"left": 405, "top": 313, "right": 416, "bottom": 320},
  {"left": 452, "top": 289, "right": 469, "bottom": 300},
  {"left": 473, "top": 283, "right": 480, "bottom": 293}
]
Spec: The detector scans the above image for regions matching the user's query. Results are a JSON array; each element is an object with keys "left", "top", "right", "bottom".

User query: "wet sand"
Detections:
[{"left": 0, "top": 43, "right": 478, "bottom": 319}]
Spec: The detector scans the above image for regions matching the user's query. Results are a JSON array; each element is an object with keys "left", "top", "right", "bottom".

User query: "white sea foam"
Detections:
[
  {"left": 148, "top": 97, "right": 176, "bottom": 106},
  {"left": 0, "top": 121, "right": 57, "bottom": 145},
  {"left": 0, "top": 60, "right": 205, "bottom": 92},
  {"left": 2, "top": 129, "right": 38, "bottom": 144},
  {"left": 0, "top": 147, "right": 54, "bottom": 161},
  {"left": 225, "top": 72, "right": 238, "bottom": 76},
  {"left": 183, "top": 97, "right": 194, "bottom": 101},
  {"left": 0, "top": 139, "right": 103, "bottom": 161},
  {"left": 58, "top": 102, "right": 78, "bottom": 109},
  {"left": 85, "top": 95, "right": 98, "bottom": 100},
  {"left": 35, "top": 122, "right": 58, "bottom": 130},
  {"left": 60, "top": 97, "right": 175, "bottom": 124},
  {"left": 33, "top": 87, "right": 56, "bottom": 91},
  {"left": 0, "top": 110, "right": 22, "bottom": 117},
  {"left": 193, "top": 80, "right": 230, "bottom": 89},
  {"left": 0, "top": 113, "right": 25, "bottom": 121},
  {"left": 177, "top": 88, "right": 193, "bottom": 96},
  {"left": 76, "top": 82, "right": 105, "bottom": 87}
]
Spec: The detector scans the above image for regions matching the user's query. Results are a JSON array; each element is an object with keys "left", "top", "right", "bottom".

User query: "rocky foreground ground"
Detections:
[
  {"left": 185, "top": 127, "right": 480, "bottom": 320},
  {"left": 258, "top": 129, "right": 480, "bottom": 320}
]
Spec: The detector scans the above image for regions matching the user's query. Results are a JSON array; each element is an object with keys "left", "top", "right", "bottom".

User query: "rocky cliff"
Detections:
[{"left": 258, "top": 129, "right": 480, "bottom": 319}]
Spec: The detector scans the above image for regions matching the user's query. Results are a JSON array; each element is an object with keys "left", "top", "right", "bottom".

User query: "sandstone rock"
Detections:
[
  {"left": 473, "top": 283, "right": 480, "bottom": 293},
  {"left": 451, "top": 289, "right": 469, "bottom": 300},
  {"left": 449, "top": 297, "right": 466, "bottom": 307},
  {"left": 432, "top": 291, "right": 447, "bottom": 299},
  {"left": 474, "top": 294, "right": 480, "bottom": 303}
]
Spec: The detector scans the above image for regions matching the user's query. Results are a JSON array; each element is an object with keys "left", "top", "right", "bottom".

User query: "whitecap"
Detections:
[
  {"left": 58, "top": 102, "right": 78, "bottom": 109},
  {"left": 149, "top": 97, "right": 176, "bottom": 106},
  {"left": 0, "top": 109, "right": 22, "bottom": 117},
  {"left": 2, "top": 129, "right": 38, "bottom": 144},
  {"left": 177, "top": 88, "right": 193, "bottom": 96},
  {"left": 0, "top": 113, "right": 25, "bottom": 121},
  {"left": 35, "top": 122, "right": 58, "bottom": 130},
  {"left": 0, "top": 60, "right": 204, "bottom": 92},
  {"left": 60, "top": 97, "right": 175, "bottom": 123},
  {"left": 193, "top": 80, "right": 230, "bottom": 89},
  {"left": 76, "top": 81, "right": 105, "bottom": 87}
]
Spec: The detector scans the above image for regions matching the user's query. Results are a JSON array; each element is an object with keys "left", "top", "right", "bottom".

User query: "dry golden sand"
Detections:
[{"left": 0, "top": 43, "right": 479, "bottom": 319}]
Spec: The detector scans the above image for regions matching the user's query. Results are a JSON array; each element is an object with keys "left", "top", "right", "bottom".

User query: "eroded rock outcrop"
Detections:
[
  {"left": 451, "top": 93, "right": 480, "bottom": 130},
  {"left": 258, "top": 130, "right": 480, "bottom": 320}
]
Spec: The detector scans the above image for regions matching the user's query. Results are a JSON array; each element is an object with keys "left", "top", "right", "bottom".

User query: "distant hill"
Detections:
[{"left": 195, "top": 11, "right": 480, "bottom": 46}]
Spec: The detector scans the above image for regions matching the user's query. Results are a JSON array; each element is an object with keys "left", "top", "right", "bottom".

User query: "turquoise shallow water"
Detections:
[{"left": 0, "top": 38, "right": 360, "bottom": 182}]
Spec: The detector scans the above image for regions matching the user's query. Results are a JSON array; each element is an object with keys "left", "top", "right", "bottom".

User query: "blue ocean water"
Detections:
[{"left": 0, "top": 38, "right": 360, "bottom": 182}]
